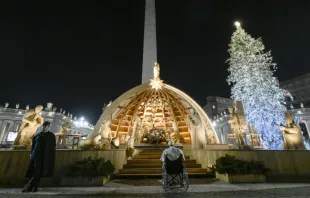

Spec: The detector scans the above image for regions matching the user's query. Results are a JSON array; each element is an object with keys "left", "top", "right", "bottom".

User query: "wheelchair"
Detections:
[{"left": 162, "top": 154, "right": 189, "bottom": 192}]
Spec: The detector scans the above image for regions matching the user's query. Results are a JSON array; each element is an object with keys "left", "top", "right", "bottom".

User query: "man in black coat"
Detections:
[{"left": 22, "top": 121, "right": 56, "bottom": 193}]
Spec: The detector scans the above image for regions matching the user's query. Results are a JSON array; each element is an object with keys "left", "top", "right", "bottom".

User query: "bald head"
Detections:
[{"left": 168, "top": 141, "right": 174, "bottom": 147}]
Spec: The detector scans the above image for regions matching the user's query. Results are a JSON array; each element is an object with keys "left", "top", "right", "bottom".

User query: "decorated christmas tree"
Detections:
[{"left": 226, "top": 22, "right": 291, "bottom": 149}]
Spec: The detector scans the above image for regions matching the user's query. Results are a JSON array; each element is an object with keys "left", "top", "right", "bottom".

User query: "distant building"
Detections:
[
  {"left": 0, "top": 103, "right": 93, "bottom": 145},
  {"left": 280, "top": 73, "right": 310, "bottom": 108},
  {"left": 203, "top": 96, "right": 233, "bottom": 120},
  {"left": 203, "top": 96, "right": 233, "bottom": 144},
  {"left": 280, "top": 73, "right": 310, "bottom": 141}
]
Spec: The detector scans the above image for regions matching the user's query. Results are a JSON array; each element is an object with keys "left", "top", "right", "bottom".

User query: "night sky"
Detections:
[{"left": 1, "top": 0, "right": 310, "bottom": 124}]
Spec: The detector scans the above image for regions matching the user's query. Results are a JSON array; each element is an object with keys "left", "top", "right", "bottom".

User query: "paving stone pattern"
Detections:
[{"left": 1, "top": 182, "right": 310, "bottom": 197}]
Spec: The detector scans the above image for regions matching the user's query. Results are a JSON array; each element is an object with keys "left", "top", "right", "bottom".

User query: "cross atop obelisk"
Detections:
[{"left": 142, "top": 0, "right": 157, "bottom": 84}]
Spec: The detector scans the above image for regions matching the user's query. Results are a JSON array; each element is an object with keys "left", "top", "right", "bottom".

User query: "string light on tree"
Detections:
[
  {"left": 234, "top": 21, "right": 241, "bottom": 28},
  {"left": 227, "top": 21, "right": 292, "bottom": 149}
]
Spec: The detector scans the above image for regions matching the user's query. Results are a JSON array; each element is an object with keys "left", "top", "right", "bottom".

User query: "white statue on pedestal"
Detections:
[
  {"left": 99, "top": 121, "right": 112, "bottom": 140},
  {"left": 153, "top": 62, "right": 160, "bottom": 79},
  {"left": 126, "top": 132, "right": 135, "bottom": 159},
  {"left": 133, "top": 117, "right": 142, "bottom": 143},
  {"left": 16, "top": 103, "right": 20, "bottom": 109},
  {"left": 228, "top": 107, "right": 245, "bottom": 146},
  {"left": 57, "top": 117, "right": 72, "bottom": 135},
  {"left": 79, "top": 121, "right": 112, "bottom": 150},
  {"left": 13, "top": 105, "right": 44, "bottom": 148},
  {"left": 280, "top": 112, "right": 306, "bottom": 150},
  {"left": 46, "top": 102, "right": 53, "bottom": 111},
  {"left": 170, "top": 122, "right": 180, "bottom": 144},
  {"left": 5, "top": 102, "right": 9, "bottom": 108},
  {"left": 55, "top": 117, "right": 72, "bottom": 146},
  {"left": 189, "top": 110, "right": 201, "bottom": 126},
  {"left": 102, "top": 101, "right": 112, "bottom": 113}
]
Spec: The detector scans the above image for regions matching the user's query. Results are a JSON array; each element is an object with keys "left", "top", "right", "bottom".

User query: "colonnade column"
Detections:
[
  {"left": 303, "top": 119, "right": 310, "bottom": 140},
  {"left": 0, "top": 121, "right": 3, "bottom": 143}
]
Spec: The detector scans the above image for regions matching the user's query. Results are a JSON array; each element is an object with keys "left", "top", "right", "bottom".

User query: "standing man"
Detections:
[{"left": 22, "top": 121, "right": 56, "bottom": 193}]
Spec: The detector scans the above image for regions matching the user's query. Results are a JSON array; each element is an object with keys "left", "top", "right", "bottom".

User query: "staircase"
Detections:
[{"left": 117, "top": 149, "right": 207, "bottom": 177}]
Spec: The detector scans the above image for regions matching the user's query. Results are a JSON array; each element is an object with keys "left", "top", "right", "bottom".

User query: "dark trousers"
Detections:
[
  {"left": 25, "top": 157, "right": 43, "bottom": 189},
  {"left": 25, "top": 175, "right": 40, "bottom": 188},
  {"left": 25, "top": 174, "right": 41, "bottom": 189}
]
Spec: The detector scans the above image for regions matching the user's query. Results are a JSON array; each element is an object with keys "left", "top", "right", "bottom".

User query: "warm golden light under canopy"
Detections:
[
  {"left": 91, "top": 62, "right": 219, "bottom": 148},
  {"left": 109, "top": 86, "right": 192, "bottom": 144}
]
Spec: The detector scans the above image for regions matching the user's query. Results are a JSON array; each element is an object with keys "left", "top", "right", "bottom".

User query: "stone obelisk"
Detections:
[{"left": 142, "top": 0, "right": 157, "bottom": 84}]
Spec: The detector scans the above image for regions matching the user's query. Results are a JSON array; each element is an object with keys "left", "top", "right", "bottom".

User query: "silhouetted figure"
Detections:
[{"left": 22, "top": 121, "right": 56, "bottom": 193}]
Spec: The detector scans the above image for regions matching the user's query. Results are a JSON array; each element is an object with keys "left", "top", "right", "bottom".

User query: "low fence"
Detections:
[
  {"left": 183, "top": 149, "right": 310, "bottom": 181},
  {"left": 1, "top": 148, "right": 310, "bottom": 186},
  {"left": 0, "top": 149, "right": 127, "bottom": 186}
]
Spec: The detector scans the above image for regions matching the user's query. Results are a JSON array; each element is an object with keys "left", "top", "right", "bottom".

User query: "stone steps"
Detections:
[
  {"left": 137, "top": 152, "right": 164, "bottom": 155},
  {"left": 119, "top": 168, "right": 207, "bottom": 174},
  {"left": 123, "top": 163, "right": 201, "bottom": 168},
  {"left": 116, "top": 173, "right": 206, "bottom": 176},
  {"left": 132, "top": 155, "right": 190, "bottom": 159},
  {"left": 117, "top": 149, "right": 207, "bottom": 177},
  {"left": 127, "top": 159, "right": 197, "bottom": 164}
]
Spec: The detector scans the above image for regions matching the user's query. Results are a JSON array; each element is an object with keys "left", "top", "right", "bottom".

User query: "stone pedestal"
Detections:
[
  {"left": 12, "top": 145, "right": 28, "bottom": 150},
  {"left": 119, "top": 143, "right": 127, "bottom": 149}
]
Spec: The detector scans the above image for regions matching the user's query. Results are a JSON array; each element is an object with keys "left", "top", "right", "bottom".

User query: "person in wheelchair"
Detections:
[
  {"left": 160, "top": 141, "right": 185, "bottom": 162},
  {"left": 161, "top": 141, "right": 189, "bottom": 191}
]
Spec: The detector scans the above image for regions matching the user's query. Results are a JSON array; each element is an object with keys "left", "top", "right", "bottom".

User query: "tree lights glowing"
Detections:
[
  {"left": 227, "top": 22, "right": 291, "bottom": 149},
  {"left": 234, "top": 21, "right": 241, "bottom": 28}
]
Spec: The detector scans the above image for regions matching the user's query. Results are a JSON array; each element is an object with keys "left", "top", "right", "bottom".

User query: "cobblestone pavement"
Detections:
[
  {"left": 1, "top": 182, "right": 310, "bottom": 198},
  {"left": 1, "top": 187, "right": 310, "bottom": 198}
]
